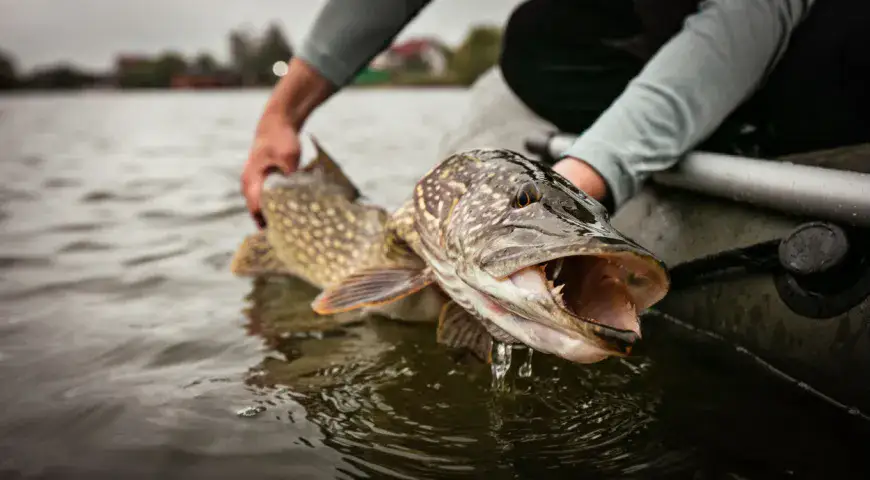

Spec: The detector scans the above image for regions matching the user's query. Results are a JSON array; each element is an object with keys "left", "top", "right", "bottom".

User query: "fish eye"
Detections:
[{"left": 512, "top": 182, "right": 542, "bottom": 208}]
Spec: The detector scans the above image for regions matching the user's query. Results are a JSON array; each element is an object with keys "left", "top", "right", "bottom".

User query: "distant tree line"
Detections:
[
  {"left": 0, "top": 23, "right": 503, "bottom": 91},
  {"left": 229, "top": 24, "right": 295, "bottom": 86},
  {"left": 448, "top": 26, "right": 503, "bottom": 86},
  {"left": 0, "top": 23, "right": 293, "bottom": 91},
  {"left": 0, "top": 49, "right": 20, "bottom": 89},
  {"left": 116, "top": 23, "right": 294, "bottom": 89}
]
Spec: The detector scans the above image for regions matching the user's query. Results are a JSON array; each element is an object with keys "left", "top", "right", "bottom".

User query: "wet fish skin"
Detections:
[
  {"left": 408, "top": 149, "right": 668, "bottom": 363},
  {"left": 312, "top": 147, "right": 670, "bottom": 364},
  {"left": 230, "top": 138, "right": 446, "bottom": 324}
]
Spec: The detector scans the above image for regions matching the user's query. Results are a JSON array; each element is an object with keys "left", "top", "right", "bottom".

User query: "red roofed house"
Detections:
[{"left": 370, "top": 38, "right": 449, "bottom": 75}]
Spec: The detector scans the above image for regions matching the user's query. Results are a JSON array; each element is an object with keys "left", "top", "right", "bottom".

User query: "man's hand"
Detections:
[
  {"left": 241, "top": 57, "right": 334, "bottom": 229},
  {"left": 551, "top": 156, "right": 609, "bottom": 201},
  {"left": 242, "top": 112, "right": 302, "bottom": 228}
]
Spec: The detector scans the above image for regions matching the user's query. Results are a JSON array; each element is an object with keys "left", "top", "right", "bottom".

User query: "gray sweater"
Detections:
[{"left": 297, "top": 0, "right": 816, "bottom": 209}]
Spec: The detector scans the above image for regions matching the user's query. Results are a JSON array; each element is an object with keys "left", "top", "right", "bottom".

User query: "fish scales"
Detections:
[
  {"left": 233, "top": 141, "right": 670, "bottom": 365},
  {"left": 231, "top": 138, "right": 443, "bottom": 324},
  {"left": 262, "top": 184, "right": 390, "bottom": 289}
]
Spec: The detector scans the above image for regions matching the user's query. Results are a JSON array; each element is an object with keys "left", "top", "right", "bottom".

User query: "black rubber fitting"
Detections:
[{"left": 778, "top": 222, "right": 850, "bottom": 277}]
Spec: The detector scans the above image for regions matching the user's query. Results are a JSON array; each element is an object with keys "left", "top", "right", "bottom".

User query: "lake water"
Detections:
[{"left": 0, "top": 89, "right": 867, "bottom": 479}]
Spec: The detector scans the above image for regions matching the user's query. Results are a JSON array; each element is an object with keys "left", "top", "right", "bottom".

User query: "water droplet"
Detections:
[
  {"left": 518, "top": 349, "right": 533, "bottom": 378},
  {"left": 236, "top": 405, "right": 266, "bottom": 418},
  {"left": 490, "top": 341, "right": 513, "bottom": 391}
]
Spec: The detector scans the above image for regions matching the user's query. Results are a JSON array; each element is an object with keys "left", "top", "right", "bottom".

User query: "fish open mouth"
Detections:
[{"left": 506, "top": 253, "right": 669, "bottom": 354}]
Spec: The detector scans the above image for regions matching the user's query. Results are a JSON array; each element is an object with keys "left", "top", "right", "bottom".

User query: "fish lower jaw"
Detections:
[
  {"left": 489, "top": 314, "right": 616, "bottom": 364},
  {"left": 459, "top": 266, "right": 620, "bottom": 363}
]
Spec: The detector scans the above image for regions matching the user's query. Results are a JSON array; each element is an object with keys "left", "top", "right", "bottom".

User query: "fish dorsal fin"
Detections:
[
  {"left": 229, "top": 231, "right": 295, "bottom": 277},
  {"left": 436, "top": 301, "right": 493, "bottom": 363},
  {"left": 311, "top": 266, "right": 434, "bottom": 315},
  {"left": 301, "top": 135, "right": 361, "bottom": 201}
]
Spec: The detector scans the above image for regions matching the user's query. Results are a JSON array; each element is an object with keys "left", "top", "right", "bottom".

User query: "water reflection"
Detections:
[
  {"left": 236, "top": 274, "right": 699, "bottom": 478},
  {"left": 233, "top": 269, "right": 870, "bottom": 479}
]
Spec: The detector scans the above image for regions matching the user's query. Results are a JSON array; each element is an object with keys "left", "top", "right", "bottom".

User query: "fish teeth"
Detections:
[
  {"left": 551, "top": 283, "right": 565, "bottom": 303},
  {"left": 551, "top": 258, "right": 564, "bottom": 280}
]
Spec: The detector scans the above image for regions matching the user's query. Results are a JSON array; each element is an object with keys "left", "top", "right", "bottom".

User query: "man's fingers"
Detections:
[
  {"left": 242, "top": 169, "right": 265, "bottom": 229},
  {"left": 263, "top": 165, "right": 284, "bottom": 178},
  {"left": 241, "top": 135, "right": 300, "bottom": 230},
  {"left": 272, "top": 143, "right": 300, "bottom": 175},
  {"left": 252, "top": 211, "right": 267, "bottom": 230}
]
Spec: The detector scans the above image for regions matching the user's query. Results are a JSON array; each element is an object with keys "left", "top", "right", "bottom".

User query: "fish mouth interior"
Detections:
[{"left": 510, "top": 253, "right": 669, "bottom": 350}]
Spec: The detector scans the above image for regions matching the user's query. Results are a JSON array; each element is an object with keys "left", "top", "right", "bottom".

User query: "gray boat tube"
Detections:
[{"left": 526, "top": 133, "right": 870, "bottom": 228}]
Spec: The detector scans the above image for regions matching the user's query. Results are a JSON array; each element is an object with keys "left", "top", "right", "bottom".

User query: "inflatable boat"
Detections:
[{"left": 437, "top": 67, "right": 870, "bottom": 414}]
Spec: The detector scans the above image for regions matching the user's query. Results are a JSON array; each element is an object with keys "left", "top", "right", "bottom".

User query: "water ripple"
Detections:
[
  {"left": 81, "top": 190, "right": 151, "bottom": 203},
  {"left": 0, "top": 186, "right": 36, "bottom": 202},
  {"left": 0, "top": 255, "right": 52, "bottom": 270},
  {"left": 58, "top": 240, "right": 115, "bottom": 253},
  {"left": 48, "top": 221, "right": 113, "bottom": 233},
  {"left": 123, "top": 244, "right": 195, "bottom": 267},
  {"left": 137, "top": 205, "right": 246, "bottom": 224},
  {"left": 43, "top": 177, "right": 82, "bottom": 189},
  {"left": 0, "top": 274, "right": 169, "bottom": 301},
  {"left": 240, "top": 309, "right": 685, "bottom": 479}
]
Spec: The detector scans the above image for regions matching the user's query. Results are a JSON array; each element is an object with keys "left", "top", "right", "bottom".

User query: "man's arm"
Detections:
[
  {"left": 297, "top": 0, "right": 434, "bottom": 88},
  {"left": 559, "top": 0, "right": 817, "bottom": 210},
  {"left": 243, "top": 0, "right": 433, "bottom": 226}
]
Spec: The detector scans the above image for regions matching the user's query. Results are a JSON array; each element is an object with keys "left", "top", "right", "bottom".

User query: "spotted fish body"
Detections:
[
  {"left": 234, "top": 141, "right": 669, "bottom": 364},
  {"left": 230, "top": 139, "right": 445, "bottom": 323},
  {"left": 386, "top": 155, "right": 525, "bottom": 341},
  {"left": 261, "top": 182, "right": 391, "bottom": 289}
]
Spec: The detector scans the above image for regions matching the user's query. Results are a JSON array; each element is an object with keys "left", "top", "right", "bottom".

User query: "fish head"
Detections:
[{"left": 426, "top": 149, "right": 670, "bottom": 364}]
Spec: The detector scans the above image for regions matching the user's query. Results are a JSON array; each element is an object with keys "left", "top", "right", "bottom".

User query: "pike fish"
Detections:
[{"left": 231, "top": 140, "right": 670, "bottom": 364}]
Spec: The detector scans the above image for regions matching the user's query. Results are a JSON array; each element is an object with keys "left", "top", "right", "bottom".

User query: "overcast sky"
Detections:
[{"left": 0, "top": 0, "right": 524, "bottom": 72}]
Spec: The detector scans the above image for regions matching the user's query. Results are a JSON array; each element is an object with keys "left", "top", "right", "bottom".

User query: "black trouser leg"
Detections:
[
  {"left": 499, "top": 0, "right": 644, "bottom": 134},
  {"left": 746, "top": 0, "right": 870, "bottom": 157}
]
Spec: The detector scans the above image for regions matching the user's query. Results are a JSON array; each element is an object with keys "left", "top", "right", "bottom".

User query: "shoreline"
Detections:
[{"left": 0, "top": 83, "right": 471, "bottom": 95}]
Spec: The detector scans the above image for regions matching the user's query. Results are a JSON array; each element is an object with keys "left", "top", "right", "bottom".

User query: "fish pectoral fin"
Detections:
[
  {"left": 436, "top": 301, "right": 493, "bottom": 364},
  {"left": 311, "top": 266, "right": 434, "bottom": 314},
  {"left": 230, "top": 232, "right": 294, "bottom": 277}
]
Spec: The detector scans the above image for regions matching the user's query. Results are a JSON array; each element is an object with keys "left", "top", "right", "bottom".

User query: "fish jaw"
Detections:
[
  {"left": 402, "top": 146, "right": 671, "bottom": 360},
  {"left": 487, "top": 313, "right": 615, "bottom": 364},
  {"left": 454, "top": 249, "right": 669, "bottom": 362},
  {"left": 423, "top": 253, "right": 616, "bottom": 363},
  {"left": 475, "top": 237, "right": 670, "bottom": 313},
  {"left": 449, "top": 269, "right": 617, "bottom": 364}
]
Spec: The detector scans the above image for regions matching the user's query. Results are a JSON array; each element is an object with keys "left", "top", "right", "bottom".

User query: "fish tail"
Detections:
[{"left": 230, "top": 231, "right": 294, "bottom": 277}]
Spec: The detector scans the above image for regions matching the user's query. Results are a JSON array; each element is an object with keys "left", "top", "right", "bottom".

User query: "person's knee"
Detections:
[
  {"left": 501, "top": 0, "right": 595, "bottom": 106},
  {"left": 499, "top": 0, "right": 645, "bottom": 131},
  {"left": 499, "top": 0, "right": 548, "bottom": 88}
]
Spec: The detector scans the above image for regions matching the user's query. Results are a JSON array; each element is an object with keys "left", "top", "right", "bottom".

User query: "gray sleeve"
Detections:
[
  {"left": 561, "top": 0, "right": 816, "bottom": 210},
  {"left": 296, "top": 0, "right": 433, "bottom": 87}
]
